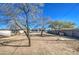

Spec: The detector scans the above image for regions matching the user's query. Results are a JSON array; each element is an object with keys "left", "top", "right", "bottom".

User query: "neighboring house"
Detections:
[
  {"left": 47, "top": 29, "right": 79, "bottom": 38},
  {"left": 0, "top": 29, "right": 25, "bottom": 36},
  {"left": 19, "top": 30, "right": 24, "bottom": 33},
  {"left": 0, "top": 29, "right": 11, "bottom": 36}
]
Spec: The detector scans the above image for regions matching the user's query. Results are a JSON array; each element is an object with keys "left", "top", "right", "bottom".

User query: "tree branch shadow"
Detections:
[
  {"left": 0, "top": 36, "right": 9, "bottom": 38},
  {"left": 30, "top": 34, "right": 55, "bottom": 37},
  {"left": 0, "top": 39, "right": 30, "bottom": 47}
]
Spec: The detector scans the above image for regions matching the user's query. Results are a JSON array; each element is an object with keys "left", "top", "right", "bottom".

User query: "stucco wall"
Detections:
[
  {"left": 63, "top": 30, "right": 73, "bottom": 36},
  {"left": 0, "top": 30, "right": 11, "bottom": 36},
  {"left": 49, "top": 29, "right": 79, "bottom": 38}
]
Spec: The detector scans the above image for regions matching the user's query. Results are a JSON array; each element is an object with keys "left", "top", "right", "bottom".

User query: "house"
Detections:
[
  {"left": 47, "top": 29, "right": 79, "bottom": 38},
  {"left": 0, "top": 29, "right": 11, "bottom": 36},
  {"left": 0, "top": 29, "right": 25, "bottom": 36}
]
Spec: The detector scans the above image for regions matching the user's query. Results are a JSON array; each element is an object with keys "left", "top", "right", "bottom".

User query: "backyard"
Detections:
[{"left": 0, "top": 32, "right": 79, "bottom": 55}]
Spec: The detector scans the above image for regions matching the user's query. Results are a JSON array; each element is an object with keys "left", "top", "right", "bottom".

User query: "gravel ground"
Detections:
[{"left": 0, "top": 32, "right": 79, "bottom": 55}]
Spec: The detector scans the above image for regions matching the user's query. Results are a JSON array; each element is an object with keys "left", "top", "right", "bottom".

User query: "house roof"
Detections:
[
  {"left": 0, "top": 29, "right": 10, "bottom": 30},
  {"left": 0, "top": 29, "right": 27, "bottom": 31}
]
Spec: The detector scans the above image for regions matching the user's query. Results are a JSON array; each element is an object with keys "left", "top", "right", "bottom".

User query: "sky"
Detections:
[
  {"left": 0, "top": 3, "right": 79, "bottom": 29},
  {"left": 44, "top": 3, "right": 79, "bottom": 27}
]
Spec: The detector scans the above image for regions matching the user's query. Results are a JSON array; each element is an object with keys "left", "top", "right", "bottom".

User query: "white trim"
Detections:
[{"left": 0, "top": 30, "right": 11, "bottom": 36}]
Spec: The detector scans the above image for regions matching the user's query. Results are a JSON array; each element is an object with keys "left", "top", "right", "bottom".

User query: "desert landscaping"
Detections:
[
  {"left": 0, "top": 3, "right": 79, "bottom": 55},
  {"left": 0, "top": 32, "right": 79, "bottom": 55}
]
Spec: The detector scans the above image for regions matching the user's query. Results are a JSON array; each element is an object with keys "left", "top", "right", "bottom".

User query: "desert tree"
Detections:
[
  {"left": 62, "top": 21, "right": 75, "bottom": 29},
  {"left": 40, "top": 17, "right": 52, "bottom": 36},
  {"left": 0, "top": 3, "right": 44, "bottom": 46},
  {"left": 15, "top": 3, "right": 44, "bottom": 46},
  {"left": 48, "top": 20, "right": 75, "bottom": 30}
]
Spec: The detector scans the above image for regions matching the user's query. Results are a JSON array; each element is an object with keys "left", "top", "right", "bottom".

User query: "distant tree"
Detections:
[
  {"left": 48, "top": 20, "right": 63, "bottom": 30},
  {"left": 48, "top": 20, "right": 75, "bottom": 30},
  {"left": 40, "top": 17, "right": 46, "bottom": 36},
  {"left": 40, "top": 17, "right": 52, "bottom": 36},
  {"left": 32, "top": 16, "right": 51, "bottom": 37},
  {"left": 62, "top": 22, "right": 75, "bottom": 29}
]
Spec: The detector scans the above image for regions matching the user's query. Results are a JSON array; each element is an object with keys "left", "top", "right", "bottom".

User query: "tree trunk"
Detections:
[
  {"left": 24, "top": 7, "right": 31, "bottom": 46},
  {"left": 24, "top": 30, "right": 31, "bottom": 47},
  {"left": 15, "top": 20, "right": 31, "bottom": 47},
  {"left": 40, "top": 29, "right": 43, "bottom": 36}
]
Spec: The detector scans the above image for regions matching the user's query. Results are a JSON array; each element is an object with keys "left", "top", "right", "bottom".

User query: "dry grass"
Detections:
[{"left": 0, "top": 32, "right": 79, "bottom": 55}]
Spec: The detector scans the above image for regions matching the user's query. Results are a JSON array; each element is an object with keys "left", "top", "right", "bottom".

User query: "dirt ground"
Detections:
[{"left": 0, "top": 32, "right": 79, "bottom": 55}]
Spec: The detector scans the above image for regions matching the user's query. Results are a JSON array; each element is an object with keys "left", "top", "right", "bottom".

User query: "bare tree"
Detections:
[{"left": 0, "top": 3, "right": 44, "bottom": 46}]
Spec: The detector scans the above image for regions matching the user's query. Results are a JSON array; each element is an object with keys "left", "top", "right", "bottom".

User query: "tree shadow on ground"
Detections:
[
  {"left": 0, "top": 39, "right": 30, "bottom": 47},
  {"left": 30, "top": 34, "right": 55, "bottom": 37},
  {"left": 0, "top": 36, "right": 10, "bottom": 38}
]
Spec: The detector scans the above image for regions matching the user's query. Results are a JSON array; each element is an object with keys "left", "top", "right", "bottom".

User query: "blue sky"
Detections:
[
  {"left": 0, "top": 3, "right": 79, "bottom": 29},
  {"left": 44, "top": 3, "right": 79, "bottom": 27}
]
